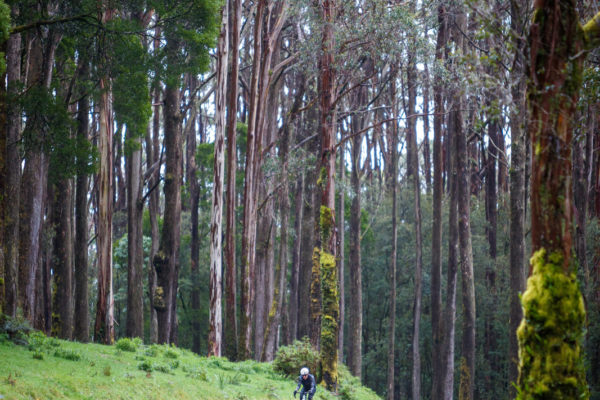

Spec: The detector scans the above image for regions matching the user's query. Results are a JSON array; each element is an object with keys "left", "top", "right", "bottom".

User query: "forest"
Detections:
[{"left": 1, "top": 0, "right": 600, "bottom": 399}]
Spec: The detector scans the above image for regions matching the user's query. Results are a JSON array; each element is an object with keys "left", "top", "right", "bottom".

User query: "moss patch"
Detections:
[{"left": 516, "top": 249, "right": 588, "bottom": 399}]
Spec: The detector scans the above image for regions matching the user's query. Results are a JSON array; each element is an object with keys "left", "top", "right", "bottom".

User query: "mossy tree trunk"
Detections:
[
  {"left": 517, "top": 2, "right": 600, "bottom": 398},
  {"left": 316, "top": 0, "right": 338, "bottom": 392}
]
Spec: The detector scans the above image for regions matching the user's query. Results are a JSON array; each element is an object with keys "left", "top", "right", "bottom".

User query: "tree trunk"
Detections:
[
  {"left": 348, "top": 89, "right": 364, "bottom": 380},
  {"left": 239, "top": 0, "right": 266, "bottom": 359},
  {"left": 145, "top": 57, "right": 161, "bottom": 343},
  {"left": 317, "top": 0, "right": 339, "bottom": 391},
  {"left": 224, "top": 0, "right": 242, "bottom": 361},
  {"left": 442, "top": 74, "right": 459, "bottom": 400},
  {"left": 408, "top": 56, "right": 423, "bottom": 400},
  {"left": 338, "top": 138, "right": 345, "bottom": 364},
  {"left": 508, "top": 0, "right": 528, "bottom": 395},
  {"left": 155, "top": 34, "right": 183, "bottom": 344},
  {"left": 431, "top": 5, "right": 447, "bottom": 399},
  {"left": 125, "top": 107, "right": 144, "bottom": 339},
  {"left": 74, "top": 60, "right": 90, "bottom": 342},
  {"left": 5, "top": 28, "right": 21, "bottom": 319},
  {"left": 386, "top": 69, "right": 399, "bottom": 400},
  {"left": 94, "top": 63, "right": 115, "bottom": 345},
  {"left": 517, "top": 3, "right": 600, "bottom": 398},
  {"left": 208, "top": 1, "right": 229, "bottom": 357}
]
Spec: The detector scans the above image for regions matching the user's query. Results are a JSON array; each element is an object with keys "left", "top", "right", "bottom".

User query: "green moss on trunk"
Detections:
[
  {"left": 319, "top": 250, "right": 338, "bottom": 392},
  {"left": 517, "top": 249, "right": 588, "bottom": 399}
]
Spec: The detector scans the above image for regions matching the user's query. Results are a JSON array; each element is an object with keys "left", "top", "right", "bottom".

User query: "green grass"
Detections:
[{"left": 0, "top": 335, "right": 381, "bottom": 400}]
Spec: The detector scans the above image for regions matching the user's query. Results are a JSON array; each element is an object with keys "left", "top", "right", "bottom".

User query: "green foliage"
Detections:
[
  {"left": 273, "top": 337, "right": 320, "bottom": 377},
  {"left": 148, "top": 0, "right": 221, "bottom": 86},
  {"left": 516, "top": 249, "right": 589, "bottom": 399},
  {"left": 0, "top": 0, "right": 9, "bottom": 74},
  {"left": 138, "top": 359, "right": 154, "bottom": 372},
  {"left": 115, "top": 337, "right": 141, "bottom": 352},
  {"left": 53, "top": 348, "right": 82, "bottom": 361}
]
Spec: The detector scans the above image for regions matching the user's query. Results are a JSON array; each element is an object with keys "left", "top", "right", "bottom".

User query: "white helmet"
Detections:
[{"left": 300, "top": 367, "right": 309, "bottom": 376}]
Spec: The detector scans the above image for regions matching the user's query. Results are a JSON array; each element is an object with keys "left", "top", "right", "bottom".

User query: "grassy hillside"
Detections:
[{"left": 0, "top": 331, "right": 381, "bottom": 400}]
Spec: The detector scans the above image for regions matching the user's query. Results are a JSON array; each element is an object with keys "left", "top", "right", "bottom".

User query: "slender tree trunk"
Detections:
[
  {"left": 338, "top": 139, "right": 345, "bottom": 363},
  {"left": 74, "top": 60, "right": 90, "bottom": 342},
  {"left": 442, "top": 80, "right": 459, "bottom": 400},
  {"left": 262, "top": 101, "right": 291, "bottom": 361},
  {"left": 508, "top": 0, "right": 527, "bottom": 394},
  {"left": 208, "top": 1, "right": 229, "bottom": 357},
  {"left": 408, "top": 59, "right": 423, "bottom": 400},
  {"left": 289, "top": 172, "right": 305, "bottom": 342},
  {"left": 224, "top": 0, "right": 242, "bottom": 361},
  {"left": 386, "top": 69, "right": 399, "bottom": 400},
  {"left": 431, "top": 5, "right": 447, "bottom": 398},
  {"left": 145, "top": 63, "right": 161, "bottom": 344},
  {"left": 348, "top": 91, "right": 363, "bottom": 379},
  {"left": 5, "top": 28, "right": 21, "bottom": 319}
]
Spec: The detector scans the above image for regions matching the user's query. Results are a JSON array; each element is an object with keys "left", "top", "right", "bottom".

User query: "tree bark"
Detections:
[
  {"left": 155, "top": 33, "right": 183, "bottom": 344},
  {"left": 431, "top": 5, "right": 447, "bottom": 399},
  {"left": 208, "top": 1, "right": 229, "bottom": 357},
  {"left": 386, "top": 68, "right": 399, "bottom": 400},
  {"left": 125, "top": 105, "right": 144, "bottom": 339},
  {"left": 508, "top": 0, "right": 528, "bottom": 395},
  {"left": 317, "top": 0, "right": 339, "bottom": 391},
  {"left": 407, "top": 54, "right": 423, "bottom": 400},
  {"left": 239, "top": 0, "right": 266, "bottom": 359},
  {"left": 517, "top": 3, "right": 600, "bottom": 398},
  {"left": 74, "top": 59, "right": 90, "bottom": 342},
  {"left": 224, "top": 0, "right": 242, "bottom": 361}
]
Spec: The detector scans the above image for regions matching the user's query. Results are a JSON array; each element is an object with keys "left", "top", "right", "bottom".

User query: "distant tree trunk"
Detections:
[
  {"left": 442, "top": 71, "right": 459, "bottom": 400},
  {"left": 431, "top": 5, "right": 447, "bottom": 399},
  {"left": 408, "top": 56, "right": 423, "bottom": 400},
  {"left": 185, "top": 74, "right": 201, "bottom": 353},
  {"left": 423, "top": 66, "right": 432, "bottom": 194},
  {"left": 74, "top": 60, "right": 90, "bottom": 342},
  {"left": 224, "top": 0, "right": 242, "bottom": 361},
  {"left": 338, "top": 139, "right": 345, "bottom": 363},
  {"left": 5, "top": 29, "right": 21, "bottom": 319},
  {"left": 508, "top": 0, "right": 527, "bottom": 394},
  {"left": 262, "top": 103, "right": 291, "bottom": 361},
  {"left": 155, "top": 34, "right": 183, "bottom": 345},
  {"left": 348, "top": 90, "right": 364, "bottom": 379},
  {"left": 517, "top": 3, "right": 600, "bottom": 398},
  {"left": 208, "top": 2, "right": 229, "bottom": 357},
  {"left": 145, "top": 60, "right": 161, "bottom": 344},
  {"left": 94, "top": 54, "right": 115, "bottom": 344},
  {"left": 288, "top": 172, "right": 304, "bottom": 341},
  {"left": 316, "top": 0, "right": 339, "bottom": 391},
  {"left": 573, "top": 111, "right": 592, "bottom": 283},
  {"left": 125, "top": 109, "right": 144, "bottom": 339},
  {"left": 386, "top": 69, "right": 399, "bottom": 400}
]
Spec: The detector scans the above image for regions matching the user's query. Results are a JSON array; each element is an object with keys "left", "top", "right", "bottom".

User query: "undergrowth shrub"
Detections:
[
  {"left": 273, "top": 337, "right": 320, "bottom": 377},
  {"left": 1, "top": 315, "right": 32, "bottom": 345},
  {"left": 144, "top": 345, "right": 160, "bottom": 357},
  {"left": 116, "top": 337, "right": 141, "bottom": 352},
  {"left": 138, "top": 359, "right": 153, "bottom": 372},
  {"left": 54, "top": 348, "right": 81, "bottom": 361}
]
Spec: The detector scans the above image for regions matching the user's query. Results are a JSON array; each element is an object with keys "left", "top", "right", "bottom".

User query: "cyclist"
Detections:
[{"left": 293, "top": 367, "right": 316, "bottom": 399}]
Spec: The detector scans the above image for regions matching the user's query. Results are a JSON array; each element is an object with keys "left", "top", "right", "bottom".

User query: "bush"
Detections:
[
  {"left": 138, "top": 360, "right": 154, "bottom": 372},
  {"left": 273, "top": 337, "right": 320, "bottom": 377},
  {"left": 115, "top": 337, "right": 140, "bottom": 352},
  {"left": 1, "top": 315, "right": 32, "bottom": 345},
  {"left": 54, "top": 348, "right": 81, "bottom": 361}
]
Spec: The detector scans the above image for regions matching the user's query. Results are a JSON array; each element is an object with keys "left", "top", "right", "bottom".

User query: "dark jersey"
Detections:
[{"left": 296, "top": 373, "right": 316, "bottom": 395}]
